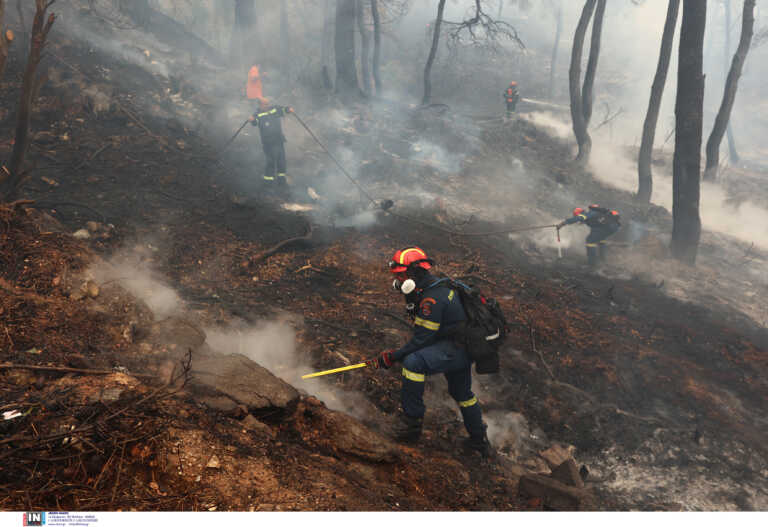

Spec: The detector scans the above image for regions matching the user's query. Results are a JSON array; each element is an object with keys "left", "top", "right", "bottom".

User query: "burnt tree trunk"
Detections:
[
  {"left": 280, "top": 0, "right": 290, "bottom": 78},
  {"left": 548, "top": 5, "right": 562, "bottom": 100},
  {"left": 723, "top": 0, "right": 739, "bottom": 164},
  {"left": 581, "top": 0, "right": 606, "bottom": 127},
  {"left": 422, "top": 0, "right": 447, "bottom": 105},
  {"left": 370, "top": 0, "right": 381, "bottom": 94},
  {"left": 335, "top": 0, "right": 361, "bottom": 96},
  {"left": 14, "top": 0, "right": 26, "bottom": 63},
  {"left": 569, "top": 0, "right": 596, "bottom": 164},
  {"left": 637, "top": 0, "right": 680, "bottom": 203},
  {"left": 0, "top": 0, "right": 15, "bottom": 80},
  {"left": 230, "top": 0, "right": 256, "bottom": 67},
  {"left": 704, "top": 0, "right": 753, "bottom": 180},
  {"left": 1, "top": 0, "right": 54, "bottom": 202},
  {"left": 321, "top": 0, "right": 333, "bottom": 90},
  {"left": 671, "top": 0, "right": 706, "bottom": 265},
  {"left": 356, "top": 0, "right": 371, "bottom": 95}
]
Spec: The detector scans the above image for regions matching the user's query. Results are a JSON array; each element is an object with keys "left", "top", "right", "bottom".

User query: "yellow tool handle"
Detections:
[{"left": 301, "top": 362, "right": 368, "bottom": 379}]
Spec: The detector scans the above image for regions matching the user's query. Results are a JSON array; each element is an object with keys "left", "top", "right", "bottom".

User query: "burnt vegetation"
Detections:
[{"left": 1, "top": 0, "right": 768, "bottom": 513}]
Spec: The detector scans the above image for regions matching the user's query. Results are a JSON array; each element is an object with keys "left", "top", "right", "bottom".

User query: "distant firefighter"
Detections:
[
  {"left": 249, "top": 98, "right": 293, "bottom": 187},
  {"left": 504, "top": 81, "right": 520, "bottom": 118},
  {"left": 557, "top": 205, "right": 621, "bottom": 266},
  {"left": 246, "top": 65, "right": 263, "bottom": 104}
]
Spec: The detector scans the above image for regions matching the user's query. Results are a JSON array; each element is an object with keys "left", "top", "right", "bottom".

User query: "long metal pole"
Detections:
[{"left": 301, "top": 362, "right": 368, "bottom": 379}]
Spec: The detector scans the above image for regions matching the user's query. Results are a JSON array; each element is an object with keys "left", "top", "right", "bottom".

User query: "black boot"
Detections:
[
  {"left": 462, "top": 430, "right": 492, "bottom": 457},
  {"left": 393, "top": 413, "right": 423, "bottom": 443}
]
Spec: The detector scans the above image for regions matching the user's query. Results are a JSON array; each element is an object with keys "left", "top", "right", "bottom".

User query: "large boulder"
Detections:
[{"left": 190, "top": 352, "right": 299, "bottom": 411}]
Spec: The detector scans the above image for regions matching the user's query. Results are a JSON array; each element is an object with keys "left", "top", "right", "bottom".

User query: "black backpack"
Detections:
[
  {"left": 587, "top": 205, "right": 621, "bottom": 226},
  {"left": 449, "top": 279, "right": 508, "bottom": 374}
]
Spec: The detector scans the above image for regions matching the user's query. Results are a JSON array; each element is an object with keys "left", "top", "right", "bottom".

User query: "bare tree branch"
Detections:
[{"left": 443, "top": 0, "right": 524, "bottom": 51}]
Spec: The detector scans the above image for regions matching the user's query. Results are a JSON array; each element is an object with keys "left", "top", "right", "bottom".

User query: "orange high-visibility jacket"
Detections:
[
  {"left": 247, "top": 65, "right": 263, "bottom": 100},
  {"left": 505, "top": 87, "right": 519, "bottom": 103}
]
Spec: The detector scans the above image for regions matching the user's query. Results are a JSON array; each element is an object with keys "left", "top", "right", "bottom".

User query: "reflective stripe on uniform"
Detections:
[
  {"left": 578, "top": 214, "right": 587, "bottom": 221},
  {"left": 585, "top": 243, "right": 598, "bottom": 247},
  {"left": 399, "top": 247, "right": 426, "bottom": 265},
  {"left": 458, "top": 396, "right": 478, "bottom": 408},
  {"left": 257, "top": 109, "right": 279, "bottom": 118},
  {"left": 448, "top": 290, "right": 455, "bottom": 301},
  {"left": 263, "top": 175, "right": 275, "bottom": 181},
  {"left": 402, "top": 368, "right": 425, "bottom": 382},
  {"left": 599, "top": 240, "right": 609, "bottom": 245},
  {"left": 414, "top": 317, "right": 440, "bottom": 331},
  {"left": 277, "top": 173, "right": 287, "bottom": 178}
]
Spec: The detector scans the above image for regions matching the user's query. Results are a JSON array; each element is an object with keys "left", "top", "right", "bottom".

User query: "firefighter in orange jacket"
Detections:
[
  {"left": 504, "top": 81, "right": 520, "bottom": 118},
  {"left": 246, "top": 65, "right": 263, "bottom": 105}
]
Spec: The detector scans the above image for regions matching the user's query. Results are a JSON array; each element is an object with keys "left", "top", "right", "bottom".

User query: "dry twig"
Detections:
[{"left": 529, "top": 326, "right": 555, "bottom": 380}]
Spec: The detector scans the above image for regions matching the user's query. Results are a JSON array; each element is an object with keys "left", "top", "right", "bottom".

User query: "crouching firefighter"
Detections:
[
  {"left": 249, "top": 97, "right": 293, "bottom": 187},
  {"left": 367, "top": 247, "right": 504, "bottom": 456},
  {"left": 557, "top": 204, "right": 621, "bottom": 266}
]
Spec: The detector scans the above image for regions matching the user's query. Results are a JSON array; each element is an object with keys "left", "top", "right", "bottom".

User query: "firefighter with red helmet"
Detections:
[
  {"left": 367, "top": 247, "right": 490, "bottom": 455},
  {"left": 557, "top": 205, "right": 621, "bottom": 266},
  {"left": 504, "top": 81, "right": 520, "bottom": 118}
]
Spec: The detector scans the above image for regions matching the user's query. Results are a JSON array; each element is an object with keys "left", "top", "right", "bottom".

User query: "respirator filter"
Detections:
[{"left": 392, "top": 278, "right": 416, "bottom": 294}]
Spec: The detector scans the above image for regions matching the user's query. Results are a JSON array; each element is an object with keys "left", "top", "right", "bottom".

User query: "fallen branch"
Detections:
[
  {"left": 0, "top": 362, "right": 156, "bottom": 378},
  {"left": 248, "top": 223, "right": 313, "bottom": 264},
  {"left": 592, "top": 103, "right": 624, "bottom": 131},
  {"left": 73, "top": 143, "right": 111, "bottom": 171}
]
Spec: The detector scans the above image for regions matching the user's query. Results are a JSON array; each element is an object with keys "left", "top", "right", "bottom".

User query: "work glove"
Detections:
[
  {"left": 286, "top": 107, "right": 294, "bottom": 114},
  {"left": 367, "top": 350, "right": 395, "bottom": 370},
  {"left": 556, "top": 221, "right": 565, "bottom": 229}
]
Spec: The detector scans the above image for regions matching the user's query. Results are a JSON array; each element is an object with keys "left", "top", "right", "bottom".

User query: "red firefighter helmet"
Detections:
[
  {"left": 509, "top": 81, "right": 517, "bottom": 87},
  {"left": 389, "top": 247, "right": 433, "bottom": 273},
  {"left": 573, "top": 207, "right": 585, "bottom": 217}
]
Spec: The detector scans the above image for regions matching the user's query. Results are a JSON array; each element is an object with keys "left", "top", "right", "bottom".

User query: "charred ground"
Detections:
[{"left": 2, "top": 9, "right": 768, "bottom": 512}]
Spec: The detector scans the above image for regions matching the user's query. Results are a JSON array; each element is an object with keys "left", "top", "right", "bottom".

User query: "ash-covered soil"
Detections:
[{"left": 2, "top": 3, "right": 768, "bottom": 512}]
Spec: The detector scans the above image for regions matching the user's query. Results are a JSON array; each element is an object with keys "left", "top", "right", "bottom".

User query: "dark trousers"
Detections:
[
  {"left": 400, "top": 339, "right": 484, "bottom": 439},
  {"left": 262, "top": 139, "right": 286, "bottom": 182},
  {"left": 586, "top": 223, "right": 619, "bottom": 264},
  {"left": 506, "top": 101, "right": 517, "bottom": 117}
]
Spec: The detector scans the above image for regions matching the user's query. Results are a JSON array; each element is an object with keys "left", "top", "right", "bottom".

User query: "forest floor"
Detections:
[{"left": 2, "top": 9, "right": 768, "bottom": 512}]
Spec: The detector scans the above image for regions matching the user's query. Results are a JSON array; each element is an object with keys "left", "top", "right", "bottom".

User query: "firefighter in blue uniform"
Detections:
[
  {"left": 557, "top": 205, "right": 621, "bottom": 266},
  {"left": 368, "top": 247, "right": 490, "bottom": 455},
  {"left": 249, "top": 98, "right": 293, "bottom": 186}
]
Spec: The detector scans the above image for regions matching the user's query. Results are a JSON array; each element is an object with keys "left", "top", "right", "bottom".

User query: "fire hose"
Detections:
[
  {"left": 290, "top": 112, "right": 559, "bottom": 238},
  {"left": 219, "top": 118, "right": 251, "bottom": 155}
]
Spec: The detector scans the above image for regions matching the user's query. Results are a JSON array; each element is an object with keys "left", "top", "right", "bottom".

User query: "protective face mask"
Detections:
[{"left": 392, "top": 278, "right": 416, "bottom": 295}]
